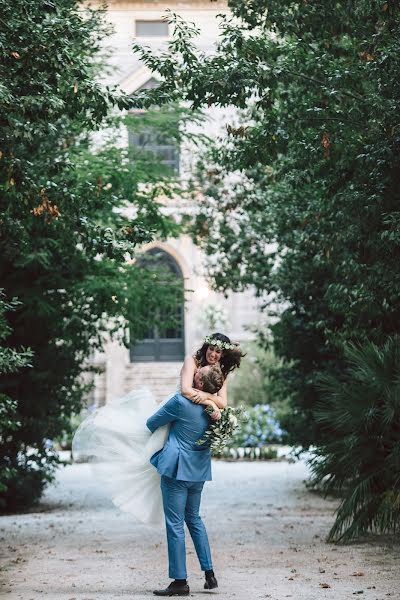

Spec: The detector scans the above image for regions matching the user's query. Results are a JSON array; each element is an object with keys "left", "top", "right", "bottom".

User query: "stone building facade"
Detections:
[{"left": 90, "top": 0, "right": 262, "bottom": 405}]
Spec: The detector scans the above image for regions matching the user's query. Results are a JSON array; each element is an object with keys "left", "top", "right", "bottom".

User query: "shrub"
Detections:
[
  {"left": 309, "top": 337, "right": 400, "bottom": 542},
  {"left": 230, "top": 403, "right": 285, "bottom": 448},
  {"left": 0, "top": 292, "right": 33, "bottom": 504},
  {"left": 228, "top": 342, "right": 292, "bottom": 426},
  {"left": 220, "top": 446, "right": 278, "bottom": 461}
]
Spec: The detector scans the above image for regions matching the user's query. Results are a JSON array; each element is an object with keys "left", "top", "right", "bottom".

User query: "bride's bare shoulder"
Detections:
[{"left": 183, "top": 355, "right": 197, "bottom": 367}]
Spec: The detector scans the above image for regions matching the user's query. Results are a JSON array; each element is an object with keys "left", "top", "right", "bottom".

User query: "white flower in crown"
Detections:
[{"left": 204, "top": 335, "right": 239, "bottom": 351}]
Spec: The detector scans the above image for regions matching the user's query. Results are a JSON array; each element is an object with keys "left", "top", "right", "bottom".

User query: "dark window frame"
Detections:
[{"left": 130, "top": 248, "right": 185, "bottom": 362}]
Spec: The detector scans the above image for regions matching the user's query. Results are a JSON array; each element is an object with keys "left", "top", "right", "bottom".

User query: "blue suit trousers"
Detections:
[{"left": 160, "top": 475, "right": 213, "bottom": 579}]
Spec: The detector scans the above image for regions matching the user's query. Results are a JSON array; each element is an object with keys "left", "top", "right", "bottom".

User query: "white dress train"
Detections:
[{"left": 72, "top": 387, "right": 171, "bottom": 527}]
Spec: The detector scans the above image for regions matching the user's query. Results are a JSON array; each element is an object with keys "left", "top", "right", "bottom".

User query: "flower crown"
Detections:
[{"left": 204, "top": 335, "right": 238, "bottom": 351}]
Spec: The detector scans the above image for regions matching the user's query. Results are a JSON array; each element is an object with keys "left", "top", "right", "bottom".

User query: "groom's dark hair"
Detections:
[{"left": 201, "top": 363, "right": 224, "bottom": 394}]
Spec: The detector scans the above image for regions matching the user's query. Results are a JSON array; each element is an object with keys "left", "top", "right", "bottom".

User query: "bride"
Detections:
[{"left": 72, "top": 332, "right": 244, "bottom": 527}]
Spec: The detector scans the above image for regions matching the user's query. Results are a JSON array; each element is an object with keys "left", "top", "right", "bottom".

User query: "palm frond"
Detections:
[{"left": 311, "top": 336, "right": 400, "bottom": 541}]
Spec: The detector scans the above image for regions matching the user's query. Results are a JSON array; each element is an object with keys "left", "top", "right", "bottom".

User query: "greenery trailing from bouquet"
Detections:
[
  {"left": 197, "top": 405, "right": 248, "bottom": 455},
  {"left": 309, "top": 337, "right": 400, "bottom": 542}
]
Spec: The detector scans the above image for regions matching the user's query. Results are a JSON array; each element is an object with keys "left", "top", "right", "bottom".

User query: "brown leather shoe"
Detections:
[{"left": 153, "top": 582, "right": 190, "bottom": 596}]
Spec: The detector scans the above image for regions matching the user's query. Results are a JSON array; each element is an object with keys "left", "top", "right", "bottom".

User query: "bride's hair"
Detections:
[{"left": 194, "top": 332, "right": 245, "bottom": 379}]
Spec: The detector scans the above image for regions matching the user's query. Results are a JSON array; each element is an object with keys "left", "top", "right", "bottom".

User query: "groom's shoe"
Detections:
[
  {"left": 153, "top": 582, "right": 190, "bottom": 596},
  {"left": 204, "top": 570, "right": 218, "bottom": 590}
]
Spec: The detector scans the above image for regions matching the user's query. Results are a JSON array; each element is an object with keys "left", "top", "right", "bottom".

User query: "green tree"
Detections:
[
  {"left": 0, "top": 0, "right": 186, "bottom": 510},
  {"left": 0, "top": 292, "right": 33, "bottom": 498},
  {"left": 129, "top": 3, "right": 400, "bottom": 448}
]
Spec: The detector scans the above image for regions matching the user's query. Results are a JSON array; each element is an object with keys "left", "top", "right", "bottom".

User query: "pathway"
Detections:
[{"left": 1, "top": 460, "right": 399, "bottom": 600}]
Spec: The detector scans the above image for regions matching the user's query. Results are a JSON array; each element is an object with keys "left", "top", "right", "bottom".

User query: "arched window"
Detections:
[{"left": 130, "top": 248, "right": 185, "bottom": 362}]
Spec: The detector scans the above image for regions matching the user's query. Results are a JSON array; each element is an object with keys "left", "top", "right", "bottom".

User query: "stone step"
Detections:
[
  {"left": 125, "top": 369, "right": 181, "bottom": 377},
  {"left": 124, "top": 362, "right": 182, "bottom": 403},
  {"left": 124, "top": 376, "right": 179, "bottom": 383}
]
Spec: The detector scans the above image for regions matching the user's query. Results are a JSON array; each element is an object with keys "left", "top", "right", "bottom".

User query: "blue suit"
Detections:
[{"left": 146, "top": 393, "right": 213, "bottom": 579}]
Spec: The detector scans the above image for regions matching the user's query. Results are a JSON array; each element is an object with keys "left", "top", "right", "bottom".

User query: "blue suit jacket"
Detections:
[{"left": 146, "top": 393, "right": 212, "bottom": 482}]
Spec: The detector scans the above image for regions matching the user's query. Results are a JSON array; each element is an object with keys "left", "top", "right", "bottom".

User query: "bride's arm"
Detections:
[
  {"left": 180, "top": 356, "right": 218, "bottom": 408},
  {"left": 180, "top": 355, "right": 227, "bottom": 410}
]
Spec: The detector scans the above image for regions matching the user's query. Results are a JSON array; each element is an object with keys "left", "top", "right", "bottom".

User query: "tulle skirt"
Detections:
[{"left": 72, "top": 387, "right": 170, "bottom": 527}]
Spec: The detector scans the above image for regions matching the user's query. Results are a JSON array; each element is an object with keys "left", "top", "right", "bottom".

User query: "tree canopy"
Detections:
[
  {"left": 128, "top": 2, "right": 400, "bottom": 539},
  {"left": 0, "top": 0, "right": 184, "bottom": 510},
  {"left": 130, "top": 1, "right": 400, "bottom": 445}
]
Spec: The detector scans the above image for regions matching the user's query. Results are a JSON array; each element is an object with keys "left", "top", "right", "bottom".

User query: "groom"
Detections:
[{"left": 146, "top": 364, "right": 223, "bottom": 596}]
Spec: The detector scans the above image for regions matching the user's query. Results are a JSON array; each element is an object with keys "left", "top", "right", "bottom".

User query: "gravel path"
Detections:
[{"left": 1, "top": 459, "right": 399, "bottom": 600}]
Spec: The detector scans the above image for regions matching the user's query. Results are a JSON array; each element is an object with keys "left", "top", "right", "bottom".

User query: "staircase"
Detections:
[{"left": 123, "top": 362, "right": 182, "bottom": 404}]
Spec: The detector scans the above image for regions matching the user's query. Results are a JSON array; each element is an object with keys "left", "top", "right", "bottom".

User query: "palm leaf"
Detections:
[{"left": 311, "top": 336, "right": 400, "bottom": 541}]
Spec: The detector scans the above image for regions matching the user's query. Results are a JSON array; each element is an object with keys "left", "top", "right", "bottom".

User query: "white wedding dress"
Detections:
[{"left": 72, "top": 386, "right": 174, "bottom": 527}]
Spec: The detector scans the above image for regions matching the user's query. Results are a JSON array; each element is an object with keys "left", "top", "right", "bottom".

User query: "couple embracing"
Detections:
[{"left": 73, "top": 332, "right": 244, "bottom": 596}]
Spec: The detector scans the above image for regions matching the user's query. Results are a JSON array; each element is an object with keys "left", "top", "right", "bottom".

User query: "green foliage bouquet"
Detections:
[{"left": 197, "top": 405, "right": 248, "bottom": 455}]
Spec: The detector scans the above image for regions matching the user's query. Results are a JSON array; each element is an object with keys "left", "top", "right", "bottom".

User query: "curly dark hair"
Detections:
[{"left": 194, "top": 332, "right": 246, "bottom": 380}]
